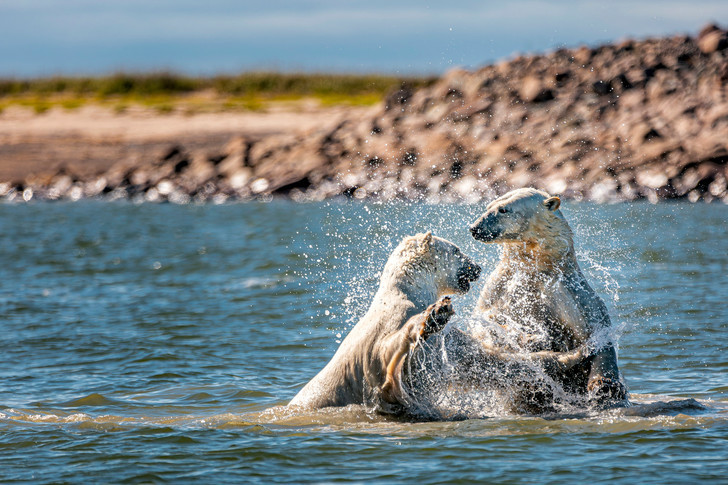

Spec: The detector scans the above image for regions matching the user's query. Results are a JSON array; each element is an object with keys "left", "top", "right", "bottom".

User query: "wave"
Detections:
[{"left": 2, "top": 394, "right": 725, "bottom": 436}]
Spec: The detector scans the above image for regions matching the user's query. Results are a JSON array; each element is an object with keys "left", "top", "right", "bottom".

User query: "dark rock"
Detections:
[
  {"left": 698, "top": 24, "right": 728, "bottom": 54},
  {"left": 643, "top": 128, "right": 662, "bottom": 142},
  {"left": 592, "top": 80, "right": 612, "bottom": 95},
  {"left": 698, "top": 31, "right": 728, "bottom": 54},
  {"left": 270, "top": 176, "right": 311, "bottom": 194},
  {"left": 384, "top": 87, "right": 413, "bottom": 110},
  {"left": 519, "top": 77, "right": 555, "bottom": 103}
]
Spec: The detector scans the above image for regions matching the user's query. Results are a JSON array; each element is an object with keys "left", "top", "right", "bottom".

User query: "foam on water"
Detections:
[{"left": 2, "top": 393, "right": 725, "bottom": 437}]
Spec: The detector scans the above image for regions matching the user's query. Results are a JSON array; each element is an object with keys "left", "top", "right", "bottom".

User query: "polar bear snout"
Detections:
[
  {"left": 470, "top": 214, "right": 500, "bottom": 242},
  {"left": 460, "top": 261, "right": 481, "bottom": 281},
  {"left": 456, "top": 260, "right": 481, "bottom": 292}
]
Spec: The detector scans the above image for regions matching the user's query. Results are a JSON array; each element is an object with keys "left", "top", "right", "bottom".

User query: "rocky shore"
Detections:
[{"left": 3, "top": 25, "right": 728, "bottom": 203}]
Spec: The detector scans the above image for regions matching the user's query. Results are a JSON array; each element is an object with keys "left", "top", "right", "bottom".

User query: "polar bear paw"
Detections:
[
  {"left": 587, "top": 375, "right": 627, "bottom": 402},
  {"left": 421, "top": 297, "right": 455, "bottom": 339}
]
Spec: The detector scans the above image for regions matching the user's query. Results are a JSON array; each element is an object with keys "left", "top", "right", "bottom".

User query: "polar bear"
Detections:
[
  {"left": 289, "top": 231, "right": 588, "bottom": 416},
  {"left": 288, "top": 232, "right": 481, "bottom": 412},
  {"left": 469, "top": 188, "right": 627, "bottom": 405}
]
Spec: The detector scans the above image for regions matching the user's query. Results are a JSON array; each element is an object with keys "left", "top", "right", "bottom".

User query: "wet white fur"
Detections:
[{"left": 289, "top": 233, "right": 475, "bottom": 409}]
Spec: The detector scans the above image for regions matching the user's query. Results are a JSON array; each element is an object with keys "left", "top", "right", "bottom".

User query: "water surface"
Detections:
[{"left": 1, "top": 200, "right": 726, "bottom": 483}]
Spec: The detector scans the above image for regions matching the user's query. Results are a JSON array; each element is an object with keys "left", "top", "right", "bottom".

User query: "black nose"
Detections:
[
  {"left": 470, "top": 223, "right": 487, "bottom": 241},
  {"left": 466, "top": 262, "right": 481, "bottom": 281}
]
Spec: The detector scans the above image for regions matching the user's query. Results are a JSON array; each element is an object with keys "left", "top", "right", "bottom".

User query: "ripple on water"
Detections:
[
  {"left": 0, "top": 201, "right": 726, "bottom": 483},
  {"left": 3, "top": 394, "right": 726, "bottom": 436}
]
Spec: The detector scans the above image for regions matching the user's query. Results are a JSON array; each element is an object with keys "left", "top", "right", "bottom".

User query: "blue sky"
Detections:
[{"left": 1, "top": 1, "right": 727, "bottom": 76}]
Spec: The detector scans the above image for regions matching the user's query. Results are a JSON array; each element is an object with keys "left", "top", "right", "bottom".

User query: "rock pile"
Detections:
[{"left": 4, "top": 24, "right": 728, "bottom": 203}]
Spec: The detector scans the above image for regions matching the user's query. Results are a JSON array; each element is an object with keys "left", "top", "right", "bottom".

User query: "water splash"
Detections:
[
  {"left": 288, "top": 201, "right": 641, "bottom": 418},
  {"left": 2, "top": 394, "right": 723, "bottom": 434}
]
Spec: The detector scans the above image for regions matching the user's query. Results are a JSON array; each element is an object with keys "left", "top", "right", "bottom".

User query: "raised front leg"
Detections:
[
  {"left": 422, "top": 297, "right": 455, "bottom": 339},
  {"left": 380, "top": 297, "right": 454, "bottom": 404}
]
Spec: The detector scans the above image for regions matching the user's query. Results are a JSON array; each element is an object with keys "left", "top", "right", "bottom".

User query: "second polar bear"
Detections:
[{"left": 469, "top": 188, "right": 627, "bottom": 404}]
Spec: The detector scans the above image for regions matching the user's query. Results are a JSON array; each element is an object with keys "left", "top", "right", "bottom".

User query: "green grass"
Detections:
[{"left": 0, "top": 72, "right": 436, "bottom": 112}]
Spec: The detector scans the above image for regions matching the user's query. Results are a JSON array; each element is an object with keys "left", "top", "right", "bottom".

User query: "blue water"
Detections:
[{"left": 1, "top": 200, "right": 726, "bottom": 483}]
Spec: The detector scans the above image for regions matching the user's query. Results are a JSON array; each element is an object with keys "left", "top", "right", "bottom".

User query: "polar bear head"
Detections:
[
  {"left": 469, "top": 188, "right": 572, "bottom": 250},
  {"left": 381, "top": 232, "right": 481, "bottom": 298}
]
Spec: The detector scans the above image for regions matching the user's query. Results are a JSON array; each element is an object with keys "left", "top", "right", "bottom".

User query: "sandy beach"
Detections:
[{"left": 0, "top": 103, "right": 369, "bottom": 182}]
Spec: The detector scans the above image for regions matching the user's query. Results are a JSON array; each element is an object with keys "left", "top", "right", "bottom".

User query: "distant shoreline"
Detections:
[
  {"left": 0, "top": 72, "right": 435, "bottom": 115},
  {"left": 0, "top": 102, "right": 366, "bottom": 194},
  {"left": 2, "top": 26, "right": 728, "bottom": 204}
]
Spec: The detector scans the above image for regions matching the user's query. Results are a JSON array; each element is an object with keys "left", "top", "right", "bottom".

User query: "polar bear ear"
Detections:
[
  {"left": 543, "top": 196, "right": 561, "bottom": 211},
  {"left": 421, "top": 231, "right": 433, "bottom": 247},
  {"left": 417, "top": 231, "right": 432, "bottom": 250}
]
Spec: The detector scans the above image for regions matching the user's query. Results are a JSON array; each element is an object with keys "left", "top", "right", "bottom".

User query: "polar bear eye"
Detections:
[{"left": 498, "top": 206, "right": 508, "bottom": 214}]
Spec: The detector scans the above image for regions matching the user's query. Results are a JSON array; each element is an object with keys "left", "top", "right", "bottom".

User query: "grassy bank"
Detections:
[{"left": 0, "top": 72, "right": 436, "bottom": 114}]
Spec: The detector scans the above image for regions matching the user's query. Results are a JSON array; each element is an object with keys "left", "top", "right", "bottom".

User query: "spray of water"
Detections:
[{"left": 291, "top": 201, "right": 632, "bottom": 419}]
